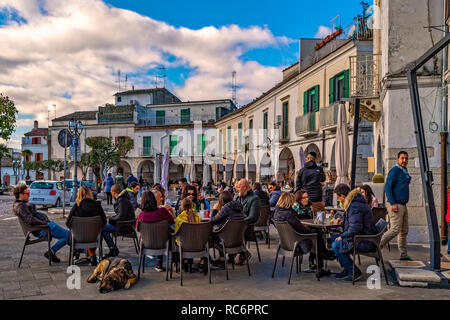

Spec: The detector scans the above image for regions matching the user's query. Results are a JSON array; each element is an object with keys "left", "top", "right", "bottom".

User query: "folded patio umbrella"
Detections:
[{"left": 335, "top": 103, "right": 350, "bottom": 186}]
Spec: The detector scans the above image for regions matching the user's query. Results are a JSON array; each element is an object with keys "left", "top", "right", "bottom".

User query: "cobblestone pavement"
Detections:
[{"left": 1, "top": 195, "right": 450, "bottom": 300}]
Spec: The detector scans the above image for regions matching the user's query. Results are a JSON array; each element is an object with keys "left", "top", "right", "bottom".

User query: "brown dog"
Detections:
[{"left": 87, "top": 257, "right": 138, "bottom": 293}]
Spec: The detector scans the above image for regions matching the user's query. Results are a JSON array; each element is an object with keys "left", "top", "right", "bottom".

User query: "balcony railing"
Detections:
[
  {"left": 21, "top": 138, "right": 46, "bottom": 145},
  {"left": 138, "top": 114, "right": 217, "bottom": 126},
  {"left": 350, "top": 54, "right": 381, "bottom": 98},
  {"left": 138, "top": 147, "right": 154, "bottom": 157},
  {"left": 319, "top": 102, "right": 339, "bottom": 130},
  {"left": 295, "top": 112, "right": 318, "bottom": 136}
]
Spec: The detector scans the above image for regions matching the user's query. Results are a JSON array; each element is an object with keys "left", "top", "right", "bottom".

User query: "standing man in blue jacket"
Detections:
[
  {"left": 381, "top": 151, "right": 412, "bottom": 261},
  {"left": 103, "top": 173, "right": 114, "bottom": 205}
]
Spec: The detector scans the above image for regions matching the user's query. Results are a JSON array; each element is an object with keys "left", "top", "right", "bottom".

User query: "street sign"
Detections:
[
  {"left": 58, "top": 129, "right": 73, "bottom": 148},
  {"left": 69, "top": 138, "right": 81, "bottom": 162}
]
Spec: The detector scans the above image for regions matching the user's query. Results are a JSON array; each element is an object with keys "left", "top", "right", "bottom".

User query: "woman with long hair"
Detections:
[
  {"left": 273, "top": 192, "right": 335, "bottom": 278},
  {"left": 293, "top": 189, "right": 314, "bottom": 220},
  {"left": 174, "top": 198, "right": 203, "bottom": 272},
  {"left": 136, "top": 191, "right": 175, "bottom": 272},
  {"left": 360, "top": 185, "right": 379, "bottom": 209},
  {"left": 66, "top": 186, "right": 107, "bottom": 266}
]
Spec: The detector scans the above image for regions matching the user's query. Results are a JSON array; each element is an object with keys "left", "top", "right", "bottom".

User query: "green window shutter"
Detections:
[
  {"left": 283, "top": 102, "right": 289, "bottom": 139},
  {"left": 197, "top": 134, "right": 205, "bottom": 155},
  {"left": 216, "top": 107, "right": 221, "bottom": 120},
  {"left": 329, "top": 76, "right": 335, "bottom": 104},
  {"left": 238, "top": 123, "right": 242, "bottom": 150},
  {"left": 170, "top": 135, "right": 177, "bottom": 155},
  {"left": 314, "top": 85, "right": 320, "bottom": 112},
  {"left": 181, "top": 108, "right": 190, "bottom": 124},
  {"left": 303, "top": 91, "right": 308, "bottom": 114},
  {"left": 219, "top": 130, "right": 223, "bottom": 155},
  {"left": 344, "top": 69, "right": 350, "bottom": 98},
  {"left": 156, "top": 110, "right": 165, "bottom": 125},
  {"left": 143, "top": 136, "right": 151, "bottom": 156}
]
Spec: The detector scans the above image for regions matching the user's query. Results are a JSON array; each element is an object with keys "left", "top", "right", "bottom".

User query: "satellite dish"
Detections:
[
  {"left": 348, "top": 25, "right": 356, "bottom": 38},
  {"left": 58, "top": 129, "right": 73, "bottom": 148}
]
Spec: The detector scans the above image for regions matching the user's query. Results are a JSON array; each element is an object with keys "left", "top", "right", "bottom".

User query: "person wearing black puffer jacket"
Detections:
[
  {"left": 273, "top": 193, "right": 335, "bottom": 278},
  {"left": 210, "top": 190, "right": 246, "bottom": 268},
  {"left": 295, "top": 152, "right": 326, "bottom": 213},
  {"left": 331, "top": 184, "right": 378, "bottom": 282},
  {"left": 66, "top": 186, "right": 107, "bottom": 266},
  {"left": 102, "top": 184, "right": 136, "bottom": 258}
]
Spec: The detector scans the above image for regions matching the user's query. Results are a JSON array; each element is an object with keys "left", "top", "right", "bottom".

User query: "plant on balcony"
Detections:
[
  {"left": 86, "top": 137, "right": 134, "bottom": 180},
  {"left": 0, "top": 144, "right": 10, "bottom": 186},
  {"left": 0, "top": 94, "right": 18, "bottom": 141}
]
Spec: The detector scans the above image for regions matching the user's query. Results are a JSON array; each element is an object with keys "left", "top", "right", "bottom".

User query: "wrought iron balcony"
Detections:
[
  {"left": 295, "top": 112, "right": 318, "bottom": 137},
  {"left": 349, "top": 54, "right": 381, "bottom": 98}
]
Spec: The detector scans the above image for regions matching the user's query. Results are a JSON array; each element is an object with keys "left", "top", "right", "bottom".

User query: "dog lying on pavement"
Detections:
[{"left": 87, "top": 257, "right": 138, "bottom": 293}]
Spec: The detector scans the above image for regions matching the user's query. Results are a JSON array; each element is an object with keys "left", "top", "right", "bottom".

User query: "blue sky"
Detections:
[{"left": 0, "top": 0, "right": 366, "bottom": 149}]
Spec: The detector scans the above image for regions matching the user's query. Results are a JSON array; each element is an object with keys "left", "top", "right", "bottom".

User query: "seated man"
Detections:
[
  {"left": 103, "top": 184, "right": 136, "bottom": 258},
  {"left": 13, "top": 185, "right": 70, "bottom": 263},
  {"left": 234, "top": 179, "right": 261, "bottom": 265},
  {"left": 331, "top": 184, "right": 378, "bottom": 282}
]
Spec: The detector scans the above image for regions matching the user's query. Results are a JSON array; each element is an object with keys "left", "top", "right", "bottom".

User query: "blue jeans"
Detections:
[
  {"left": 330, "top": 234, "right": 360, "bottom": 276},
  {"left": 39, "top": 221, "right": 70, "bottom": 254},
  {"left": 102, "top": 224, "right": 116, "bottom": 249}
]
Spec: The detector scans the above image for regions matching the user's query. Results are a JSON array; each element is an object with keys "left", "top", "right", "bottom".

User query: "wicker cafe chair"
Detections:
[
  {"left": 214, "top": 220, "right": 250, "bottom": 280},
  {"left": 351, "top": 222, "right": 389, "bottom": 286},
  {"left": 173, "top": 222, "right": 213, "bottom": 286},
  {"left": 17, "top": 217, "right": 52, "bottom": 268},
  {"left": 137, "top": 220, "right": 172, "bottom": 281},
  {"left": 68, "top": 216, "right": 104, "bottom": 266},
  {"left": 272, "top": 221, "right": 319, "bottom": 284},
  {"left": 114, "top": 219, "right": 139, "bottom": 254}
]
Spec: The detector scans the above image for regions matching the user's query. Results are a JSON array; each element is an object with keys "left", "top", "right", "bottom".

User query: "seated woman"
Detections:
[
  {"left": 136, "top": 191, "right": 175, "bottom": 272},
  {"left": 209, "top": 191, "right": 245, "bottom": 267},
  {"left": 273, "top": 193, "right": 335, "bottom": 278},
  {"left": 361, "top": 185, "right": 379, "bottom": 209},
  {"left": 174, "top": 198, "right": 203, "bottom": 272},
  {"left": 293, "top": 189, "right": 314, "bottom": 220},
  {"left": 252, "top": 182, "right": 270, "bottom": 206},
  {"left": 66, "top": 186, "right": 107, "bottom": 266}
]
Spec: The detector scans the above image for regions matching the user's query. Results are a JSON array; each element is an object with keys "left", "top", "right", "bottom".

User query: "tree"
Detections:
[
  {"left": 86, "top": 137, "right": 134, "bottom": 180},
  {"left": 0, "top": 144, "right": 10, "bottom": 186},
  {"left": 42, "top": 159, "right": 64, "bottom": 180},
  {"left": 24, "top": 161, "right": 44, "bottom": 181},
  {"left": 21, "top": 149, "right": 33, "bottom": 178},
  {"left": 0, "top": 94, "right": 18, "bottom": 141},
  {"left": 78, "top": 153, "right": 95, "bottom": 180}
]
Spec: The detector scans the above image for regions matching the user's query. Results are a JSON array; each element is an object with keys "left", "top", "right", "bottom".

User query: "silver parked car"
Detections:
[{"left": 29, "top": 180, "right": 71, "bottom": 207}]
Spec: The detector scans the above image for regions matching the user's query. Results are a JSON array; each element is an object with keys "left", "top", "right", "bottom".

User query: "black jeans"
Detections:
[{"left": 106, "top": 192, "right": 112, "bottom": 205}]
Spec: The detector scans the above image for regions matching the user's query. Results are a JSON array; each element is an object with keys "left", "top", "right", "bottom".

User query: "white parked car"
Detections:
[{"left": 29, "top": 180, "right": 71, "bottom": 208}]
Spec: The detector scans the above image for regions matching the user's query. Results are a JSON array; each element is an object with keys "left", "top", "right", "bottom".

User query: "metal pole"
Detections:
[
  {"left": 408, "top": 70, "right": 441, "bottom": 271},
  {"left": 73, "top": 137, "right": 78, "bottom": 203},
  {"left": 63, "top": 132, "right": 67, "bottom": 217},
  {"left": 350, "top": 98, "right": 360, "bottom": 190},
  {"left": 441, "top": 0, "right": 449, "bottom": 244}
]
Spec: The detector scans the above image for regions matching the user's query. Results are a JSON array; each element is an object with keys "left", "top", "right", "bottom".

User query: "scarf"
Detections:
[{"left": 395, "top": 164, "right": 411, "bottom": 184}]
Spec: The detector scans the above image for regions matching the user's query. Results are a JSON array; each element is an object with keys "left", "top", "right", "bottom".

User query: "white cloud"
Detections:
[
  {"left": 314, "top": 25, "right": 333, "bottom": 39},
  {"left": 0, "top": 0, "right": 294, "bottom": 139}
]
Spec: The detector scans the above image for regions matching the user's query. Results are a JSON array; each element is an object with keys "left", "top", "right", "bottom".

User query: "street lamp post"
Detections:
[{"left": 68, "top": 119, "right": 83, "bottom": 204}]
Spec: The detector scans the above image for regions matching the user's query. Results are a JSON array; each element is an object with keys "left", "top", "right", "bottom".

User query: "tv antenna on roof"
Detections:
[
  {"left": 115, "top": 69, "right": 121, "bottom": 92},
  {"left": 159, "top": 66, "right": 166, "bottom": 88},
  {"left": 231, "top": 71, "right": 237, "bottom": 106}
]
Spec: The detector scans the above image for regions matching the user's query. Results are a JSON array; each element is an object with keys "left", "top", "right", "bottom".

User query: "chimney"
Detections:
[{"left": 34, "top": 120, "right": 38, "bottom": 129}]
